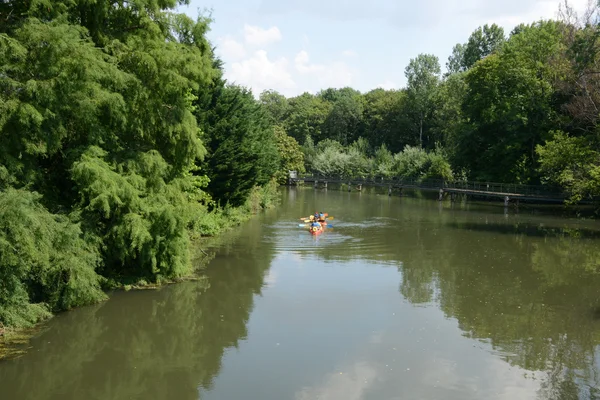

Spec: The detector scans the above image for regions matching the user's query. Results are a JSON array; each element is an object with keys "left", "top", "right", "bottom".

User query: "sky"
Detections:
[{"left": 178, "top": 0, "right": 591, "bottom": 98}]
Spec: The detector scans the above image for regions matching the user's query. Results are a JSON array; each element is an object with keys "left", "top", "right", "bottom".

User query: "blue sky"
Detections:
[{"left": 178, "top": 0, "right": 589, "bottom": 98}]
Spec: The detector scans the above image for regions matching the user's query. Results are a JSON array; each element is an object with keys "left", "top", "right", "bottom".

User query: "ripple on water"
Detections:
[{"left": 262, "top": 219, "right": 395, "bottom": 255}]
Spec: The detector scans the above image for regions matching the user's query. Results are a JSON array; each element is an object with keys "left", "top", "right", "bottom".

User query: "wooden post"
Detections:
[
  {"left": 388, "top": 186, "right": 392, "bottom": 196},
  {"left": 451, "top": 192, "right": 456, "bottom": 202},
  {"left": 504, "top": 196, "right": 509, "bottom": 207},
  {"left": 348, "top": 182, "right": 351, "bottom": 192},
  {"left": 357, "top": 184, "right": 362, "bottom": 191},
  {"left": 438, "top": 188, "right": 444, "bottom": 201},
  {"left": 314, "top": 180, "right": 318, "bottom": 189},
  {"left": 324, "top": 181, "right": 328, "bottom": 189},
  {"left": 399, "top": 187, "right": 403, "bottom": 196}
]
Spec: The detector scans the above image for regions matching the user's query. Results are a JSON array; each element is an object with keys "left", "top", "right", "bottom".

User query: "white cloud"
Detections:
[
  {"left": 215, "top": 25, "right": 359, "bottom": 96},
  {"left": 376, "top": 80, "right": 397, "bottom": 90},
  {"left": 226, "top": 50, "right": 297, "bottom": 97},
  {"left": 294, "top": 50, "right": 356, "bottom": 88},
  {"left": 217, "top": 36, "right": 247, "bottom": 60},
  {"left": 243, "top": 24, "right": 282, "bottom": 46},
  {"left": 295, "top": 361, "right": 377, "bottom": 400}
]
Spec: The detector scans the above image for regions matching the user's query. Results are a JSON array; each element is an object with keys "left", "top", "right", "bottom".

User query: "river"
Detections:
[{"left": 1, "top": 186, "right": 600, "bottom": 399}]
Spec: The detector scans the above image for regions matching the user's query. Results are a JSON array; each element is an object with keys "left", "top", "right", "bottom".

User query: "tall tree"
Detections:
[
  {"left": 259, "top": 89, "right": 289, "bottom": 125},
  {"left": 404, "top": 53, "right": 441, "bottom": 148},
  {"left": 446, "top": 43, "right": 466, "bottom": 75},
  {"left": 320, "top": 90, "right": 365, "bottom": 146},
  {"left": 457, "top": 21, "right": 567, "bottom": 183},
  {"left": 197, "top": 79, "right": 280, "bottom": 207},
  {"left": 362, "top": 88, "right": 411, "bottom": 152},
  {"left": 463, "top": 23, "right": 506, "bottom": 69},
  {"left": 284, "top": 93, "right": 331, "bottom": 144}
]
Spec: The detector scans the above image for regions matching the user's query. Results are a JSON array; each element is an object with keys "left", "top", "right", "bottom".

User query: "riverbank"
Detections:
[{"left": 0, "top": 180, "right": 281, "bottom": 359}]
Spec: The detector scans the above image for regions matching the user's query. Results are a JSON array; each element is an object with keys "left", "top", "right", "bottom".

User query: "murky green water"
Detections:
[{"left": 2, "top": 187, "right": 600, "bottom": 399}]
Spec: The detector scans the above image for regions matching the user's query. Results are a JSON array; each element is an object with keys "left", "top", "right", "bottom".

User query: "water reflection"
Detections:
[
  {"left": 277, "top": 188, "right": 600, "bottom": 398},
  {"left": 2, "top": 187, "right": 600, "bottom": 400},
  {"left": 0, "top": 218, "right": 275, "bottom": 400}
]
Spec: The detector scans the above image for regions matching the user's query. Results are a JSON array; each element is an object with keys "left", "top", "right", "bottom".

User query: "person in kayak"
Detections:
[
  {"left": 318, "top": 212, "right": 325, "bottom": 222},
  {"left": 310, "top": 220, "right": 321, "bottom": 232}
]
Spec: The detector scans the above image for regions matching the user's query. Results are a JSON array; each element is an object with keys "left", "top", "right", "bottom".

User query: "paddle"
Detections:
[
  {"left": 299, "top": 213, "right": 329, "bottom": 220},
  {"left": 301, "top": 216, "right": 334, "bottom": 223},
  {"left": 299, "top": 223, "right": 333, "bottom": 228}
]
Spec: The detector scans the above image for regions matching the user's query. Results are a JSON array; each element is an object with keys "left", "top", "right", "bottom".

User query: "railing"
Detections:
[{"left": 293, "top": 175, "right": 566, "bottom": 198}]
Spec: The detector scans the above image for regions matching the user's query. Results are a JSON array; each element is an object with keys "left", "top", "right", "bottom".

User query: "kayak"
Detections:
[{"left": 310, "top": 225, "right": 323, "bottom": 235}]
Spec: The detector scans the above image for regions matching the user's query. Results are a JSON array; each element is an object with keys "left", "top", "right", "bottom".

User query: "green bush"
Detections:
[{"left": 0, "top": 189, "right": 106, "bottom": 329}]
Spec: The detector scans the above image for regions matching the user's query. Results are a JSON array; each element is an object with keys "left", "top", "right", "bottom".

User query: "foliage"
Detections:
[
  {"left": 273, "top": 125, "right": 305, "bottom": 184},
  {"left": 307, "top": 137, "right": 453, "bottom": 181},
  {"left": 537, "top": 131, "right": 600, "bottom": 203},
  {"left": 262, "top": 8, "right": 600, "bottom": 210},
  {"left": 0, "top": 0, "right": 285, "bottom": 331},
  {"left": 393, "top": 145, "right": 453, "bottom": 181},
  {"left": 197, "top": 81, "right": 280, "bottom": 207},
  {"left": 404, "top": 54, "right": 441, "bottom": 148},
  {"left": 456, "top": 20, "right": 567, "bottom": 183},
  {"left": 0, "top": 189, "right": 105, "bottom": 328},
  {"left": 283, "top": 93, "right": 331, "bottom": 143}
]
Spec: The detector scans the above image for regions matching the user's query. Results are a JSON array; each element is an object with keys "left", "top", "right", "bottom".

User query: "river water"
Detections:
[{"left": 2, "top": 187, "right": 600, "bottom": 399}]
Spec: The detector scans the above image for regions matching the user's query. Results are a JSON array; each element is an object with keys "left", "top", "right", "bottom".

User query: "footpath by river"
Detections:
[{"left": 1, "top": 186, "right": 600, "bottom": 400}]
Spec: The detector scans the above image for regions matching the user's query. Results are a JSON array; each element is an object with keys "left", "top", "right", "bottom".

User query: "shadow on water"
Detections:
[
  {"left": 446, "top": 221, "right": 600, "bottom": 239},
  {"left": 0, "top": 214, "right": 276, "bottom": 400},
  {"left": 398, "top": 219, "right": 600, "bottom": 399}
]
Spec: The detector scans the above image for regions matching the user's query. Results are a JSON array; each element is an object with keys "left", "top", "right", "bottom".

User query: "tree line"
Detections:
[
  {"left": 260, "top": 1, "right": 600, "bottom": 205},
  {"left": 0, "top": 1, "right": 303, "bottom": 331}
]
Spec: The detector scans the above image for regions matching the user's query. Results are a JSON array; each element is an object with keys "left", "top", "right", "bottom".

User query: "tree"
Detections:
[
  {"left": 273, "top": 125, "right": 305, "bottom": 184},
  {"left": 463, "top": 23, "right": 506, "bottom": 69},
  {"left": 259, "top": 89, "right": 289, "bottom": 125},
  {"left": 404, "top": 53, "right": 441, "bottom": 148},
  {"left": 431, "top": 72, "right": 468, "bottom": 159},
  {"left": 321, "top": 90, "right": 365, "bottom": 145},
  {"left": 537, "top": 131, "right": 600, "bottom": 204},
  {"left": 446, "top": 43, "right": 466, "bottom": 75},
  {"left": 198, "top": 82, "right": 280, "bottom": 207},
  {"left": 457, "top": 21, "right": 567, "bottom": 183},
  {"left": 283, "top": 93, "right": 331, "bottom": 144},
  {"left": 362, "top": 89, "right": 409, "bottom": 151}
]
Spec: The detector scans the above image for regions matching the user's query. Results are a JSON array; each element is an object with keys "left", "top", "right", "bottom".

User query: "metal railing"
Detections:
[{"left": 293, "top": 175, "right": 566, "bottom": 198}]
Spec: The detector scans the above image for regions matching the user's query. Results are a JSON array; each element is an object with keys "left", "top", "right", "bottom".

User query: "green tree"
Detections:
[
  {"left": 198, "top": 81, "right": 280, "bottom": 207},
  {"left": 404, "top": 53, "right": 441, "bottom": 148},
  {"left": 321, "top": 90, "right": 365, "bottom": 145},
  {"left": 0, "top": 189, "right": 105, "bottom": 328},
  {"left": 273, "top": 125, "right": 305, "bottom": 184},
  {"left": 446, "top": 43, "right": 466, "bottom": 75},
  {"left": 457, "top": 21, "right": 567, "bottom": 183},
  {"left": 537, "top": 131, "right": 600, "bottom": 204},
  {"left": 463, "top": 23, "right": 506, "bottom": 69},
  {"left": 284, "top": 93, "right": 331, "bottom": 143},
  {"left": 259, "top": 89, "right": 289, "bottom": 125},
  {"left": 431, "top": 72, "right": 468, "bottom": 159},
  {"left": 361, "top": 88, "right": 410, "bottom": 151}
]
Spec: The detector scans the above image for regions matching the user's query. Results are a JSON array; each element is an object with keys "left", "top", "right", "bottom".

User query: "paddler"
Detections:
[{"left": 310, "top": 220, "right": 321, "bottom": 232}]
